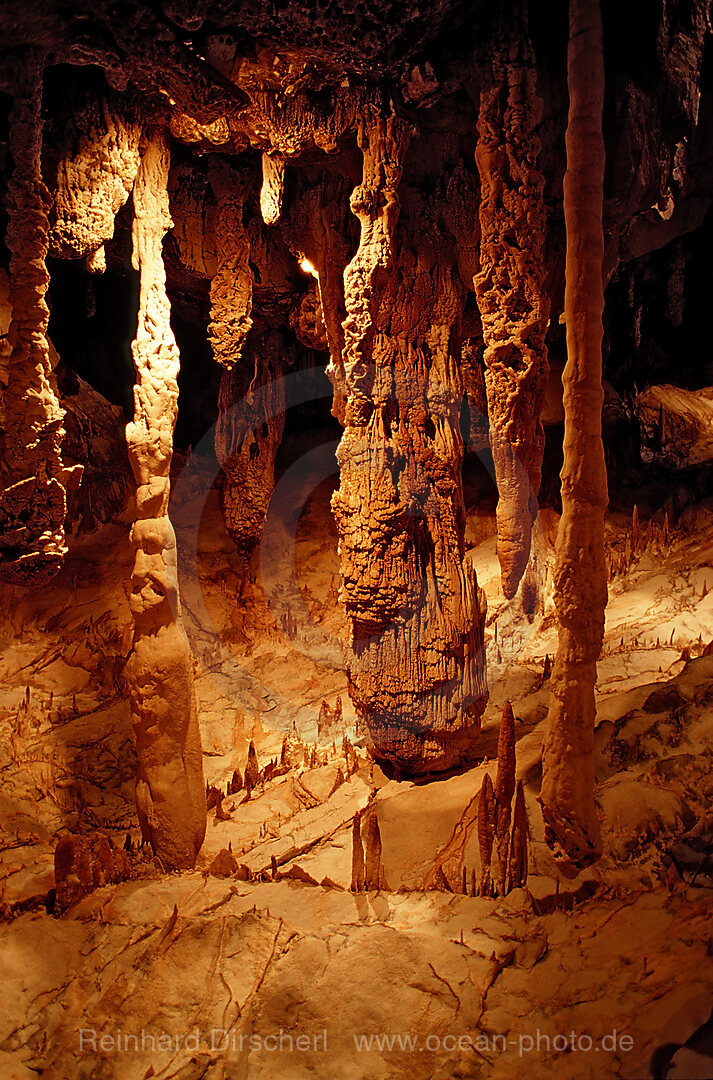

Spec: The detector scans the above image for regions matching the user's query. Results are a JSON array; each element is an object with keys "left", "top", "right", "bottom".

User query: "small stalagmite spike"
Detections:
[
  {"left": 462, "top": 865, "right": 467, "bottom": 894},
  {"left": 701, "top": 581, "right": 708, "bottom": 600}
]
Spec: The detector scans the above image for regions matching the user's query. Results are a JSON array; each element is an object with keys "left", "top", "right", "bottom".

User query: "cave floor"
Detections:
[{"left": 1, "top": 475, "right": 713, "bottom": 1079}]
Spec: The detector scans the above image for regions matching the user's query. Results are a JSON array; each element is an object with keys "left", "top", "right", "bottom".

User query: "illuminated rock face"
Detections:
[
  {"left": 125, "top": 133, "right": 206, "bottom": 871},
  {"left": 0, "top": 56, "right": 82, "bottom": 586},
  {"left": 540, "top": 0, "right": 607, "bottom": 873},
  {"left": 49, "top": 84, "right": 141, "bottom": 266},
  {"left": 474, "top": 24, "right": 550, "bottom": 601},
  {"left": 329, "top": 112, "right": 487, "bottom": 775}
]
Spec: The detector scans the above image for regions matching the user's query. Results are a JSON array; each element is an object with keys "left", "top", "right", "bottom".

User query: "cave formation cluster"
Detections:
[{"left": 0, "top": 0, "right": 712, "bottom": 873}]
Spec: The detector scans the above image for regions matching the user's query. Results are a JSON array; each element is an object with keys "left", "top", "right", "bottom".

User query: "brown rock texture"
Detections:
[
  {"left": 124, "top": 131, "right": 206, "bottom": 871},
  {"left": 0, "top": 58, "right": 82, "bottom": 585},
  {"left": 473, "top": 22, "right": 550, "bottom": 599},
  {"left": 540, "top": 0, "right": 607, "bottom": 872},
  {"left": 330, "top": 108, "right": 487, "bottom": 775}
]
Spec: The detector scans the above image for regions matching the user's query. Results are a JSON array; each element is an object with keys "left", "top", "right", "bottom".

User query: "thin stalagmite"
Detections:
[
  {"left": 539, "top": 0, "right": 607, "bottom": 871},
  {"left": 125, "top": 131, "right": 206, "bottom": 870},
  {"left": 477, "top": 772, "right": 495, "bottom": 897},
  {"left": 494, "top": 701, "right": 516, "bottom": 895}
]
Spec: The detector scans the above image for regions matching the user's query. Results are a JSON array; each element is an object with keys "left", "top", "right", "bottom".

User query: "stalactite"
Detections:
[
  {"left": 473, "top": 18, "right": 550, "bottom": 599},
  {"left": 49, "top": 89, "right": 141, "bottom": 264},
  {"left": 260, "top": 153, "right": 285, "bottom": 225},
  {"left": 330, "top": 108, "right": 487, "bottom": 775},
  {"left": 0, "top": 55, "right": 82, "bottom": 586},
  {"left": 539, "top": 0, "right": 607, "bottom": 872},
  {"left": 214, "top": 325, "right": 286, "bottom": 561},
  {"left": 494, "top": 701, "right": 516, "bottom": 895},
  {"left": 207, "top": 162, "right": 253, "bottom": 370},
  {"left": 125, "top": 130, "right": 206, "bottom": 871}
]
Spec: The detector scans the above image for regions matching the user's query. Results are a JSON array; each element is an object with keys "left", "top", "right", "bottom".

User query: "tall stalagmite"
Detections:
[
  {"left": 331, "top": 109, "right": 487, "bottom": 775},
  {"left": 125, "top": 132, "right": 206, "bottom": 870},
  {"left": 0, "top": 56, "right": 82, "bottom": 585},
  {"left": 474, "top": 20, "right": 550, "bottom": 599},
  {"left": 540, "top": 0, "right": 607, "bottom": 871}
]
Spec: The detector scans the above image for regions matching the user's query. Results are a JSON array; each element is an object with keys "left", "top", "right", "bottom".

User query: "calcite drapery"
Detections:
[
  {"left": 0, "top": 56, "right": 82, "bottom": 586},
  {"left": 330, "top": 110, "right": 487, "bottom": 775},
  {"left": 540, "top": 0, "right": 607, "bottom": 871},
  {"left": 473, "top": 26, "right": 550, "bottom": 599},
  {"left": 125, "top": 131, "right": 206, "bottom": 870}
]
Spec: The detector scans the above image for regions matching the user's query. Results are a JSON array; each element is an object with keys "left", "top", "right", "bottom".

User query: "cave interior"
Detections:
[{"left": 1, "top": 1, "right": 713, "bottom": 1078}]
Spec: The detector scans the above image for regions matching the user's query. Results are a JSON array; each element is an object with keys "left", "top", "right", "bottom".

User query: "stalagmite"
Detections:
[
  {"left": 477, "top": 772, "right": 495, "bottom": 897},
  {"left": 494, "top": 701, "right": 516, "bottom": 895},
  {"left": 331, "top": 108, "right": 487, "bottom": 775},
  {"left": 0, "top": 57, "right": 82, "bottom": 585},
  {"left": 350, "top": 809, "right": 365, "bottom": 892},
  {"left": 245, "top": 740, "right": 260, "bottom": 790},
  {"left": 260, "top": 153, "right": 285, "bottom": 225},
  {"left": 474, "top": 21, "right": 550, "bottom": 599},
  {"left": 508, "top": 780, "right": 529, "bottom": 891},
  {"left": 364, "top": 811, "right": 383, "bottom": 890},
  {"left": 125, "top": 131, "right": 206, "bottom": 870},
  {"left": 540, "top": 0, "right": 607, "bottom": 872}
]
